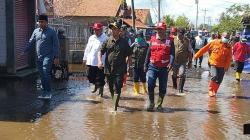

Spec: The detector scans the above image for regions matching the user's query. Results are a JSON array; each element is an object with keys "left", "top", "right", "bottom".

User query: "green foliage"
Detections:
[
  {"left": 212, "top": 4, "right": 250, "bottom": 34},
  {"left": 163, "top": 15, "right": 175, "bottom": 27},
  {"left": 175, "top": 15, "right": 190, "bottom": 28}
]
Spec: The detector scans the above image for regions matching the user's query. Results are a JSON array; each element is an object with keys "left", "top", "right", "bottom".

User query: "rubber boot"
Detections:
[
  {"left": 156, "top": 93, "right": 165, "bottom": 111},
  {"left": 147, "top": 92, "right": 155, "bottom": 111},
  {"left": 235, "top": 72, "right": 241, "bottom": 82},
  {"left": 113, "top": 93, "right": 120, "bottom": 111},
  {"left": 172, "top": 75, "right": 177, "bottom": 89},
  {"left": 208, "top": 80, "right": 217, "bottom": 97},
  {"left": 142, "top": 82, "right": 147, "bottom": 94},
  {"left": 91, "top": 85, "right": 98, "bottom": 93},
  {"left": 133, "top": 82, "right": 140, "bottom": 96},
  {"left": 178, "top": 77, "right": 186, "bottom": 93},
  {"left": 98, "top": 86, "right": 104, "bottom": 97}
]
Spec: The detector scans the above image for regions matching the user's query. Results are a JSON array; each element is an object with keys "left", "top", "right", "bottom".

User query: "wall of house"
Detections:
[{"left": 0, "top": 0, "right": 6, "bottom": 66}]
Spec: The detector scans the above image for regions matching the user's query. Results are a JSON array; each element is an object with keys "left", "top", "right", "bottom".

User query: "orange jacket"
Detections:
[{"left": 194, "top": 39, "right": 232, "bottom": 69}]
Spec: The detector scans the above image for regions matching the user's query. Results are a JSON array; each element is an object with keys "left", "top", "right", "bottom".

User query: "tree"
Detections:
[
  {"left": 212, "top": 4, "right": 250, "bottom": 34},
  {"left": 175, "top": 15, "right": 190, "bottom": 28},
  {"left": 163, "top": 15, "right": 175, "bottom": 27}
]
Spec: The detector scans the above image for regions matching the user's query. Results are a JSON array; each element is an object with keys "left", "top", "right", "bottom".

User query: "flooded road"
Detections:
[{"left": 0, "top": 62, "right": 250, "bottom": 139}]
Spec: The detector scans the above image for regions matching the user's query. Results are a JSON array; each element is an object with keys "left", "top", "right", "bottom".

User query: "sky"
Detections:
[{"left": 126, "top": 0, "right": 250, "bottom": 25}]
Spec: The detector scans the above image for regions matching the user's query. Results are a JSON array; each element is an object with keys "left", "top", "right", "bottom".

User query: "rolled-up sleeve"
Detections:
[{"left": 24, "top": 30, "right": 36, "bottom": 53}]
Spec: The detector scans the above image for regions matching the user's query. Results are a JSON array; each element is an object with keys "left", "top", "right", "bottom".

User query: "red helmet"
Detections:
[
  {"left": 155, "top": 22, "right": 167, "bottom": 30},
  {"left": 92, "top": 23, "right": 103, "bottom": 30},
  {"left": 171, "top": 27, "right": 177, "bottom": 33}
]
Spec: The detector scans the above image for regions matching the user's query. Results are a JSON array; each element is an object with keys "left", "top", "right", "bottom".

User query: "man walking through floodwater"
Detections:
[
  {"left": 98, "top": 21, "right": 132, "bottom": 111},
  {"left": 23, "top": 14, "right": 59, "bottom": 99},
  {"left": 144, "top": 22, "right": 175, "bottom": 111},
  {"left": 83, "top": 23, "right": 108, "bottom": 97},
  {"left": 194, "top": 32, "right": 232, "bottom": 97}
]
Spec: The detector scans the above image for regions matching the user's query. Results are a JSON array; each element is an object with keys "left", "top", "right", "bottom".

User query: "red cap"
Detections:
[
  {"left": 92, "top": 23, "right": 103, "bottom": 30},
  {"left": 155, "top": 22, "right": 167, "bottom": 30},
  {"left": 171, "top": 27, "right": 177, "bottom": 33}
]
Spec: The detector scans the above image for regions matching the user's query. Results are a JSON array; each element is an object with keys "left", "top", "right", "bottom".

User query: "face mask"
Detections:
[
  {"left": 222, "top": 37, "right": 229, "bottom": 43},
  {"left": 136, "top": 37, "right": 143, "bottom": 43}
]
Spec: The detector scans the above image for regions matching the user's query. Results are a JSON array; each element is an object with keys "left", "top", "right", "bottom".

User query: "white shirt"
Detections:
[
  {"left": 195, "top": 36, "right": 205, "bottom": 49},
  {"left": 83, "top": 33, "right": 108, "bottom": 66}
]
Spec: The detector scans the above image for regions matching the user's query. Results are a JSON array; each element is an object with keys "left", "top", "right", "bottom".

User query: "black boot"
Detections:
[
  {"left": 98, "top": 86, "right": 104, "bottom": 97},
  {"left": 113, "top": 93, "right": 121, "bottom": 111},
  {"left": 91, "top": 85, "right": 98, "bottom": 93},
  {"left": 156, "top": 93, "right": 165, "bottom": 111},
  {"left": 172, "top": 76, "right": 177, "bottom": 89},
  {"left": 147, "top": 92, "right": 155, "bottom": 111},
  {"left": 178, "top": 77, "right": 186, "bottom": 93}
]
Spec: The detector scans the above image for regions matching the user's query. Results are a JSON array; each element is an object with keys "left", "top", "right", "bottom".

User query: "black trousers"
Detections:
[
  {"left": 234, "top": 61, "right": 245, "bottom": 73},
  {"left": 106, "top": 74, "right": 124, "bottom": 95},
  {"left": 87, "top": 65, "right": 105, "bottom": 87}
]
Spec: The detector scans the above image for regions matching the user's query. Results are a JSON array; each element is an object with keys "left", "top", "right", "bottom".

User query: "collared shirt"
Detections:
[
  {"left": 24, "top": 27, "right": 59, "bottom": 59},
  {"left": 195, "top": 36, "right": 205, "bottom": 49},
  {"left": 174, "top": 36, "right": 192, "bottom": 65},
  {"left": 100, "top": 36, "right": 132, "bottom": 75},
  {"left": 83, "top": 33, "right": 108, "bottom": 66}
]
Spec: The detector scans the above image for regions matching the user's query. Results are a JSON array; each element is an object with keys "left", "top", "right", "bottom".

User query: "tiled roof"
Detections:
[
  {"left": 122, "top": 19, "right": 147, "bottom": 28},
  {"left": 52, "top": 0, "right": 120, "bottom": 17}
]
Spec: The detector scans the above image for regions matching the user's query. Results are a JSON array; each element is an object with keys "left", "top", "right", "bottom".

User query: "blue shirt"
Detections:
[{"left": 24, "top": 27, "right": 59, "bottom": 59}]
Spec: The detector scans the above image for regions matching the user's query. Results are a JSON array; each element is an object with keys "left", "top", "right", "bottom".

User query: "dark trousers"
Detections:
[
  {"left": 194, "top": 49, "right": 203, "bottom": 66},
  {"left": 87, "top": 66, "right": 105, "bottom": 87},
  {"left": 210, "top": 66, "right": 225, "bottom": 84},
  {"left": 133, "top": 67, "right": 146, "bottom": 82},
  {"left": 234, "top": 61, "right": 245, "bottom": 73},
  {"left": 107, "top": 74, "right": 124, "bottom": 95}
]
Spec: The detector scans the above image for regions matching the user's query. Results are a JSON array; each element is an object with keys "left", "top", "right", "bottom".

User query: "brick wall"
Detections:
[{"left": 0, "top": 0, "right": 6, "bottom": 66}]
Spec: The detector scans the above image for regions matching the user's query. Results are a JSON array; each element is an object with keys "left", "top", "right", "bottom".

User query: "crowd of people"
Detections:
[{"left": 23, "top": 14, "right": 250, "bottom": 111}]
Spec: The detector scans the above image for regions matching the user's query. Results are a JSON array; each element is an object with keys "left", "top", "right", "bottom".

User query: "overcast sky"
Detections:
[{"left": 127, "top": 0, "right": 250, "bottom": 25}]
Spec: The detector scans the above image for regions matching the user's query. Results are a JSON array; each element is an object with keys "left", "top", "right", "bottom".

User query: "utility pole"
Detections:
[
  {"left": 195, "top": 0, "right": 199, "bottom": 30},
  {"left": 202, "top": 8, "right": 208, "bottom": 29},
  {"left": 207, "top": 16, "right": 212, "bottom": 30},
  {"left": 158, "top": 0, "right": 161, "bottom": 22},
  {"left": 131, "top": 0, "right": 135, "bottom": 29}
]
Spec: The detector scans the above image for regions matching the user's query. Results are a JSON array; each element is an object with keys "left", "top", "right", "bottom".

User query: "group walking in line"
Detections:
[{"left": 24, "top": 14, "right": 250, "bottom": 111}]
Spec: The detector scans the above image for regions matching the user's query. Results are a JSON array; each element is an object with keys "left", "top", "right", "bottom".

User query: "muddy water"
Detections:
[{"left": 0, "top": 67, "right": 250, "bottom": 139}]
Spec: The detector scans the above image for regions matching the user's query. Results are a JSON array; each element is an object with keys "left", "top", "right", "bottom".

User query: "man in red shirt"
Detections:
[{"left": 233, "top": 36, "right": 250, "bottom": 81}]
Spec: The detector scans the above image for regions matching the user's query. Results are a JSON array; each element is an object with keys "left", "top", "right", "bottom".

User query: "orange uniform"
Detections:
[{"left": 194, "top": 39, "right": 232, "bottom": 69}]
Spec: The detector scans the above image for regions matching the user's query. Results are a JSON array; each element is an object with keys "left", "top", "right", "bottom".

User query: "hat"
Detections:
[
  {"left": 38, "top": 14, "right": 48, "bottom": 22},
  {"left": 155, "top": 22, "right": 167, "bottom": 30},
  {"left": 92, "top": 23, "right": 103, "bottom": 30},
  {"left": 171, "top": 27, "right": 177, "bottom": 33},
  {"left": 108, "top": 22, "right": 121, "bottom": 29}
]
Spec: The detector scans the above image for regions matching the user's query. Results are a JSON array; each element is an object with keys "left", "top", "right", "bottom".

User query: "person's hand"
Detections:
[
  {"left": 167, "top": 64, "right": 172, "bottom": 72},
  {"left": 54, "top": 58, "right": 59, "bottom": 66},
  {"left": 98, "top": 62, "right": 103, "bottom": 69}
]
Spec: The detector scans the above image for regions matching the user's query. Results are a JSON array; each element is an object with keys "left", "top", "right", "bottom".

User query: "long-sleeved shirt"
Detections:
[
  {"left": 194, "top": 39, "right": 232, "bottom": 69},
  {"left": 24, "top": 27, "right": 59, "bottom": 59},
  {"left": 83, "top": 33, "right": 108, "bottom": 66},
  {"left": 233, "top": 42, "right": 250, "bottom": 62},
  {"left": 195, "top": 36, "right": 205, "bottom": 50}
]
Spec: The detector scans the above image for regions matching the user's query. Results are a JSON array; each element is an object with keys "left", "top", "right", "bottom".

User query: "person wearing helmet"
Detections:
[
  {"left": 131, "top": 29, "right": 149, "bottom": 96},
  {"left": 144, "top": 22, "right": 175, "bottom": 111},
  {"left": 233, "top": 36, "right": 250, "bottom": 82},
  {"left": 194, "top": 32, "right": 232, "bottom": 97},
  {"left": 172, "top": 27, "right": 193, "bottom": 94},
  {"left": 83, "top": 22, "right": 108, "bottom": 97}
]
